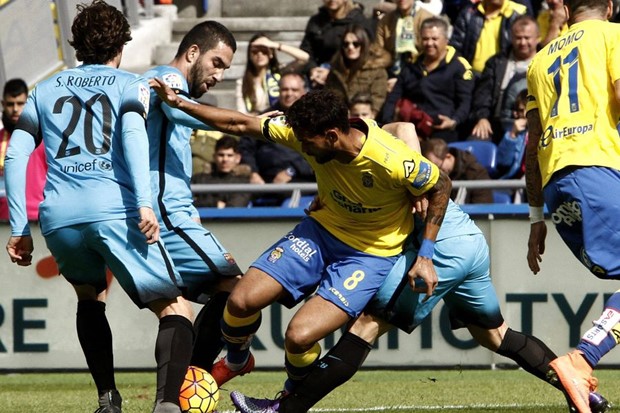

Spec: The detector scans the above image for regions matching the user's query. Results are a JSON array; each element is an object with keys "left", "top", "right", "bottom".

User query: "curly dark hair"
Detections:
[
  {"left": 69, "top": 0, "right": 131, "bottom": 64},
  {"left": 286, "top": 89, "right": 350, "bottom": 138}
]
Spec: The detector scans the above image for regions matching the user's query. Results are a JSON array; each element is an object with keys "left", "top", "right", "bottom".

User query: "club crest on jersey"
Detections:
[
  {"left": 162, "top": 73, "right": 183, "bottom": 89},
  {"left": 223, "top": 253, "right": 236, "bottom": 265},
  {"left": 268, "top": 247, "right": 284, "bottom": 263},
  {"left": 362, "top": 172, "right": 373, "bottom": 188},
  {"left": 403, "top": 160, "right": 416, "bottom": 178}
]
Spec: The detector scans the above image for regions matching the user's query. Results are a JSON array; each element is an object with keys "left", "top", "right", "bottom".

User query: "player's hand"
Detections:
[
  {"left": 149, "top": 77, "right": 182, "bottom": 108},
  {"left": 408, "top": 256, "right": 438, "bottom": 301},
  {"left": 6, "top": 235, "right": 34, "bottom": 266},
  {"left": 411, "top": 195, "right": 429, "bottom": 219},
  {"left": 527, "top": 221, "right": 547, "bottom": 274},
  {"left": 138, "top": 207, "right": 160, "bottom": 244}
]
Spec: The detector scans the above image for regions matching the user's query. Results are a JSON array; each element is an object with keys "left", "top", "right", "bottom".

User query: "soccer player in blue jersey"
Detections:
[
  {"left": 72, "top": 19, "right": 244, "bottom": 408},
  {"left": 149, "top": 82, "right": 452, "bottom": 390},
  {"left": 229, "top": 200, "right": 610, "bottom": 413},
  {"left": 4, "top": 2, "right": 193, "bottom": 413},
  {"left": 141, "top": 20, "right": 243, "bottom": 372},
  {"left": 526, "top": 0, "right": 620, "bottom": 410}
]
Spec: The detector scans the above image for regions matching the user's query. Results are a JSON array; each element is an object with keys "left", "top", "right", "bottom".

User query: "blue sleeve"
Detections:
[
  {"left": 121, "top": 111, "right": 153, "bottom": 208},
  {"left": 6, "top": 129, "right": 36, "bottom": 236},
  {"left": 160, "top": 95, "right": 215, "bottom": 131}
]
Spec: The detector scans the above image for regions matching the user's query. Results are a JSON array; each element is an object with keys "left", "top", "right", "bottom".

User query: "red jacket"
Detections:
[{"left": 0, "top": 128, "right": 47, "bottom": 221}]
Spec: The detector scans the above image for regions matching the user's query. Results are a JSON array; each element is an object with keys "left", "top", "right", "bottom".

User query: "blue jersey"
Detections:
[
  {"left": 142, "top": 66, "right": 214, "bottom": 221},
  {"left": 6, "top": 65, "right": 152, "bottom": 236}
]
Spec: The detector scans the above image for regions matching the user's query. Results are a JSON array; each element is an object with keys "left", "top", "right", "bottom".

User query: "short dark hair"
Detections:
[
  {"left": 69, "top": 0, "right": 131, "bottom": 64},
  {"left": 215, "top": 135, "right": 239, "bottom": 152},
  {"left": 349, "top": 92, "right": 373, "bottom": 108},
  {"left": 420, "top": 16, "right": 450, "bottom": 37},
  {"left": 176, "top": 21, "right": 237, "bottom": 58},
  {"left": 3, "top": 78, "right": 28, "bottom": 98},
  {"left": 286, "top": 89, "right": 350, "bottom": 138}
]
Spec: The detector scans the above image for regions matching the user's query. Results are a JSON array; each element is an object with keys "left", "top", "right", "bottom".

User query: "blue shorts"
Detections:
[
  {"left": 161, "top": 211, "right": 242, "bottom": 303},
  {"left": 251, "top": 217, "right": 399, "bottom": 318},
  {"left": 45, "top": 218, "right": 183, "bottom": 308},
  {"left": 367, "top": 233, "right": 503, "bottom": 333},
  {"left": 544, "top": 166, "right": 620, "bottom": 279}
]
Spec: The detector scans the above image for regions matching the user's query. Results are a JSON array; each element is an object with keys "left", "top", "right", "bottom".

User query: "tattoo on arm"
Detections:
[
  {"left": 525, "top": 110, "right": 545, "bottom": 207},
  {"left": 425, "top": 170, "right": 451, "bottom": 230}
]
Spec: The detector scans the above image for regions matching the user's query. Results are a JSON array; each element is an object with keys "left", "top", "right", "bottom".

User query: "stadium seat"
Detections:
[
  {"left": 492, "top": 190, "right": 513, "bottom": 204},
  {"left": 448, "top": 141, "right": 498, "bottom": 177}
]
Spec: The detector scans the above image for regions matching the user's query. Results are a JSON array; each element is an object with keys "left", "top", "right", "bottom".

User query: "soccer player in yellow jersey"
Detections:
[
  {"left": 526, "top": 0, "right": 620, "bottom": 411},
  {"left": 150, "top": 80, "right": 451, "bottom": 392}
]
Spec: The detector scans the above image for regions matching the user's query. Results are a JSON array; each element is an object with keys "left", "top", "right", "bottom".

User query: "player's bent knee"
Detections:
[{"left": 149, "top": 297, "right": 193, "bottom": 320}]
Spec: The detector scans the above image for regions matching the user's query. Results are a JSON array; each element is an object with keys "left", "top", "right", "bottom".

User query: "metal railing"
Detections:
[{"left": 190, "top": 179, "right": 527, "bottom": 207}]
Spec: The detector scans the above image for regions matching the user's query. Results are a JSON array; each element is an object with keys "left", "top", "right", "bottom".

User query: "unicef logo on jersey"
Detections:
[{"left": 61, "top": 159, "right": 113, "bottom": 174}]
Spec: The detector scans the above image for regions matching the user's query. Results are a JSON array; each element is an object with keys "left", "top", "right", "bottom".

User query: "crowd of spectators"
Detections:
[{"left": 190, "top": 0, "right": 574, "bottom": 206}]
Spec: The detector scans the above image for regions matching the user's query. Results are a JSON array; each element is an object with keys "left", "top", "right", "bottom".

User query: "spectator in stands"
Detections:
[
  {"left": 236, "top": 33, "right": 309, "bottom": 114},
  {"left": 239, "top": 72, "right": 315, "bottom": 204},
  {"left": 301, "top": 0, "right": 374, "bottom": 89},
  {"left": 325, "top": 24, "right": 388, "bottom": 113},
  {"left": 469, "top": 15, "right": 538, "bottom": 143},
  {"left": 0, "top": 78, "right": 46, "bottom": 221},
  {"left": 380, "top": 17, "right": 474, "bottom": 142},
  {"left": 449, "top": 0, "right": 528, "bottom": 75},
  {"left": 496, "top": 88, "right": 527, "bottom": 179},
  {"left": 422, "top": 137, "right": 494, "bottom": 204},
  {"left": 191, "top": 135, "right": 252, "bottom": 208},
  {"left": 348, "top": 92, "right": 377, "bottom": 119},
  {"left": 372, "top": 0, "right": 436, "bottom": 92},
  {"left": 537, "top": 0, "right": 568, "bottom": 47}
]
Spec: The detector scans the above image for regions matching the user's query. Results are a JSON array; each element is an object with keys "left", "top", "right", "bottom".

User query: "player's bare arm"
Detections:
[
  {"left": 409, "top": 170, "right": 451, "bottom": 299},
  {"left": 149, "top": 77, "right": 264, "bottom": 138},
  {"left": 525, "top": 108, "right": 547, "bottom": 274},
  {"left": 381, "top": 122, "right": 421, "bottom": 152}
]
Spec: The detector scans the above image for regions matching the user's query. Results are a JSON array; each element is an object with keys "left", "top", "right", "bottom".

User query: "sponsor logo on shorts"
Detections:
[
  {"left": 328, "top": 287, "right": 350, "bottom": 307},
  {"left": 284, "top": 234, "right": 317, "bottom": 262},
  {"left": 268, "top": 247, "right": 284, "bottom": 263},
  {"left": 223, "top": 253, "right": 236, "bottom": 265},
  {"left": 551, "top": 200, "right": 581, "bottom": 226}
]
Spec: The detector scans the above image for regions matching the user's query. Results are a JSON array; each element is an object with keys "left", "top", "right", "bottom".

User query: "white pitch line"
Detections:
[{"left": 217, "top": 402, "right": 555, "bottom": 412}]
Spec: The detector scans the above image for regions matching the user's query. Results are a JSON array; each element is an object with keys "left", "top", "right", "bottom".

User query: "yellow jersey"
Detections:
[
  {"left": 526, "top": 20, "right": 620, "bottom": 186},
  {"left": 260, "top": 117, "right": 440, "bottom": 256}
]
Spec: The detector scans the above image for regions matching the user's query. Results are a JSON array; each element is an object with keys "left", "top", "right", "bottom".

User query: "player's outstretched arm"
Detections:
[
  {"left": 525, "top": 108, "right": 546, "bottom": 274},
  {"left": 149, "top": 78, "right": 264, "bottom": 138}
]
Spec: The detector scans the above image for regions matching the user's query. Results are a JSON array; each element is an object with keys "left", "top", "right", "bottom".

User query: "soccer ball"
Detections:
[{"left": 179, "top": 366, "right": 219, "bottom": 413}]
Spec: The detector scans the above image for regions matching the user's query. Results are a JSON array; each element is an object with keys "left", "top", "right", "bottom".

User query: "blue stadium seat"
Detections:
[
  {"left": 448, "top": 141, "right": 498, "bottom": 177},
  {"left": 492, "top": 190, "right": 513, "bottom": 204}
]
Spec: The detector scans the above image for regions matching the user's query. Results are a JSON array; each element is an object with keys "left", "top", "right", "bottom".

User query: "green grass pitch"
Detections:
[{"left": 1, "top": 368, "right": 618, "bottom": 412}]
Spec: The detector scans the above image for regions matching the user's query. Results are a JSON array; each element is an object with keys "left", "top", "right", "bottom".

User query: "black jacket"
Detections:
[
  {"left": 380, "top": 47, "right": 474, "bottom": 142},
  {"left": 300, "top": 3, "right": 374, "bottom": 71},
  {"left": 450, "top": 2, "right": 525, "bottom": 72}
]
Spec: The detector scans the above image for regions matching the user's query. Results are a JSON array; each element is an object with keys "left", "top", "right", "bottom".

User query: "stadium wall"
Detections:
[{"left": 0, "top": 214, "right": 616, "bottom": 371}]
